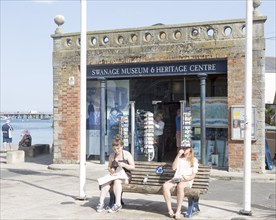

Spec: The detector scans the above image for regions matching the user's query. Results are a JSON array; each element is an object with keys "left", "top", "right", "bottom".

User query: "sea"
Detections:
[{"left": 0, "top": 118, "right": 53, "bottom": 147}]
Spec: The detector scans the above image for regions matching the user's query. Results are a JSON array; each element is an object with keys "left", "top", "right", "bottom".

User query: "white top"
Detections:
[
  {"left": 173, "top": 157, "right": 199, "bottom": 187},
  {"left": 154, "top": 120, "right": 165, "bottom": 136}
]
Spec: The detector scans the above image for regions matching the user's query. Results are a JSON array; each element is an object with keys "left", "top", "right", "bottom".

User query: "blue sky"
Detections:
[{"left": 1, "top": 0, "right": 275, "bottom": 113}]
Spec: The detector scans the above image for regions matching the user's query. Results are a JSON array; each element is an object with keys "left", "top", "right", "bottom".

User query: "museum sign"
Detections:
[{"left": 87, "top": 60, "right": 227, "bottom": 79}]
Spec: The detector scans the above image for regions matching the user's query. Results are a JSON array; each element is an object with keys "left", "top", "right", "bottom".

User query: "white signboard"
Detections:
[{"left": 231, "top": 105, "right": 256, "bottom": 140}]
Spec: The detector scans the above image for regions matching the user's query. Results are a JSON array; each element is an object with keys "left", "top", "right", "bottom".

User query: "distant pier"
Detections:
[{"left": 0, "top": 112, "right": 53, "bottom": 120}]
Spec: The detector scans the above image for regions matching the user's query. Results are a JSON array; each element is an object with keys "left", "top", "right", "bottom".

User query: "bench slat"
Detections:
[
  {"left": 130, "top": 179, "right": 210, "bottom": 187},
  {"left": 133, "top": 165, "right": 210, "bottom": 170},
  {"left": 123, "top": 184, "right": 209, "bottom": 196},
  {"left": 130, "top": 174, "right": 211, "bottom": 180},
  {"left": 123, "top": 184, "right": 163, "bottom": 194},
  {"left": 123, "top": 161, "right": 211, "bottom": 197}
]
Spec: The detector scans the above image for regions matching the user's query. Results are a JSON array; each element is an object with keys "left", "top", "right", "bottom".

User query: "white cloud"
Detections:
[{"left": 32, "top": 0, "right": 56, "bottom": 4}]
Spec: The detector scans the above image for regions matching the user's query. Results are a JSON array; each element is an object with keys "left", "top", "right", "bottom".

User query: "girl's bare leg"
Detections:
[
  {"left": 99, "top": 182, "right": 111, "bottom": 204},
  {"left": 175, "top": 182, "right": 189, "bottom": 219},
  {"left": 163, "top": 180, "right": 176, "bottom": 216},
  {"left": 113, "top": 179, "right": 123, "bottom": 206}
]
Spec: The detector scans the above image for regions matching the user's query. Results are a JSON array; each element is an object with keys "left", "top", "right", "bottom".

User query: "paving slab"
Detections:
[{"left": 0, "top": 153, "right": 275, "bottom": 220}]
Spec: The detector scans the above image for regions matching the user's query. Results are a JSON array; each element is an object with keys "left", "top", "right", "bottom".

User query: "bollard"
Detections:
[{"left": 6, "top": 150, "right": 25, "bottom": 164}]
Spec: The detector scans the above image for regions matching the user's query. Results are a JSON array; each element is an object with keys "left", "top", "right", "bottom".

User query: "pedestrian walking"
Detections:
[{"left": 2, "top": 119, "right": 14, "bottom": 151}]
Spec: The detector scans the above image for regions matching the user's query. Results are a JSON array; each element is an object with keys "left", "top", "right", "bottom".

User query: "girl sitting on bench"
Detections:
[
  {"left": 162, "top": 139, "right": 199, "bottom": 219},
  {"left": 96, "top": 134, "right": 135, "bottom": 213}
]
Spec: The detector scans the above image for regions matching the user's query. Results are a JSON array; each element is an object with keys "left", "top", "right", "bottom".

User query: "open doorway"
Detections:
[
  {"left": 130, "top": 77, "right": 185, "bottom": 162},
  {"left": 153, "top": 102, "right": 180, "bottom": 161}
]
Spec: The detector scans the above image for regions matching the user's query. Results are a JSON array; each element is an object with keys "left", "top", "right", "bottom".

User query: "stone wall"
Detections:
[{"left": 51, "top": 17, "right": 266, "bottom": 172}]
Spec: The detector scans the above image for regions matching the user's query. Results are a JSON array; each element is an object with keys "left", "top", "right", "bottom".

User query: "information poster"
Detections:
[
  {"left": 190, "top": 97, "right": 228, "bottom": 128},
  {"left": 207, "top": 140, "right": 215, "bottom": 164},
  {"left": 86, "top": 81, "right": 101, "bottom": 156},
  {"left": 107, "top": 80, "right": 129, "bottom": 155},
  {"left": 217, "top": 140, "right": 226, "bottom": 167},
  {"left": 231, "top": 106, "right": 256, "bottom": 140},
  {"left": 86, "top": 80, "right": 129, "bottom": 156},
  {"left": 191, "top": 140, "right": 201, "bottom": 160}
]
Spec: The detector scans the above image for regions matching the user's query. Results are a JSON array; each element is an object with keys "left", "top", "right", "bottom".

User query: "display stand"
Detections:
[
  {"left": 183, "top": 109, "right": 201, "bottom": 160},
  {"left": 143, "top": 111, "right": 155, "bottom": 161},
  {"left": 119, "top": 115, "right": 129, "bottom": 149},
  {"left": 182, "top": 111, "right": 192, "bottom": 141},
  {"left": 133, "top": 109, "right": 145, "bottom": 160}
]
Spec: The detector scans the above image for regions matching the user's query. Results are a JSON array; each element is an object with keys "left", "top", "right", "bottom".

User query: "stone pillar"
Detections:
[
  {"left": 198, "top": 73, "right": 207, "bottom": 165},
  {"left": 99, "top": 78, "right": 106, "bottom": 164}
]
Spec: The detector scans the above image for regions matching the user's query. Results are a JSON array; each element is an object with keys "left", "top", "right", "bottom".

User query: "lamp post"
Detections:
[
  {"left": 79, "top": 0, "right": 87, "bottom": 200},
  {"left": 240, "top": 0, "right": 253, "bottom": 215}
]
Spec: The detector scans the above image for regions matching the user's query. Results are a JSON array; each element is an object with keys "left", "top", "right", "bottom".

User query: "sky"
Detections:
[{"left": 1, "top": 0, "right": 275, "bottom": 113}]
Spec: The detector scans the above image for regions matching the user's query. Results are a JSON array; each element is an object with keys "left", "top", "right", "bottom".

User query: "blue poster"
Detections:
[{"left": 107, "top": 80, "right": 129, "bottom": 155}]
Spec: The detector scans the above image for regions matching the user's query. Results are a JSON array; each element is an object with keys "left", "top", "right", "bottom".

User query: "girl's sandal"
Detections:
[
  {"left": 174, "top": 212, "right": 182, "bottom": 220},
  {"left": 168, "top": 210, "right": 175, "bottom": 218}
]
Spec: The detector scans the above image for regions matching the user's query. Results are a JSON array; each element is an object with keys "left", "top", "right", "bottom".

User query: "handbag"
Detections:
[{"left": 8, "top": 128, "right": 12, "bottom": 138}]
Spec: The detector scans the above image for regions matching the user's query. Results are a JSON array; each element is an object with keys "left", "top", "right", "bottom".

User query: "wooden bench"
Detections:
[{"left": 122, "top": 161, "right": 211, "bottom": 218}]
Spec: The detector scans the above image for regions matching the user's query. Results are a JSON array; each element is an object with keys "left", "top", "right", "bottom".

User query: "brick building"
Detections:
[{"left": 51, "top": 11, "right": 267, "bottom": 172}]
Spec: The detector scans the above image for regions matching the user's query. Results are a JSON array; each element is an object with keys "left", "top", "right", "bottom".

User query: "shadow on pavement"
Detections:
[
  {"left": 6, "top": 168, "right": 74, "bottom": 177},
  {"left": 2, "top": 178, "right": 76, "bottom": 199},
  {"left": 25, "top": 154, "right": 53, "bottom": 165},
  {"left": 251, "top": 203, "right": 276, "bottom": 212},
  {"left": 82, "top": 196, "right": 181, "bottom": 217},
  {"left": 200, "top": 202, "right": 239, "bottom": 215},
  {"left": 82, "top": 195, "right": 256, "bottom": 217}
]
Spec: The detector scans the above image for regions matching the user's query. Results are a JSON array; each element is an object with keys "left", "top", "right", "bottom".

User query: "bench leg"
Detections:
[
  {"left": 108, "top": 191, "right": 116, "bottom": 207},
  {"left": 184, "top": 197, "right": 200, "bottom": 218},
  {"left": 193, "top": 198, "right": 200, "bottom": 212}
]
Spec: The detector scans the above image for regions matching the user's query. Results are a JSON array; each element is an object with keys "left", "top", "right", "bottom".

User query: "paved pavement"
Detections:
[{"left": 0, "top": 152, "right": 275, "bottom": 220}]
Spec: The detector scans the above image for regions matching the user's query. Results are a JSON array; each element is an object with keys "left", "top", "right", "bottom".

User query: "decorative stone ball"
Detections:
[
  {"left": 54, "top": 15, "right": 65, "bottom": 26},
  {"left": 253, "top": 0, "right": 262, "bottom": 9}
]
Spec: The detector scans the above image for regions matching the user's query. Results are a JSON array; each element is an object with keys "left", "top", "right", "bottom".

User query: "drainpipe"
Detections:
[
  {"left": 198, "top": 73, "right": 207, "bottom": 165},
  {"left": 130, "top": 101, "right": 135, "bottom": 157}
]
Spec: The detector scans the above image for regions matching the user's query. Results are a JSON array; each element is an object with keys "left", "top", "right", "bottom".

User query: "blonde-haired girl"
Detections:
[{"left": 162, "top": 139, "right": 198, "bottom": 219}]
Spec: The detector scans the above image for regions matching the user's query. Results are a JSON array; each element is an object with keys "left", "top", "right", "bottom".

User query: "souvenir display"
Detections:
[
  {"left": 182, "top": 110, "right": 192, "bottom": 141},
  {"left": 143, "top": 111, "right": 155, "bottom": 161},
  {"left": 119, "top": 116, "right": 129, "bottom": 148}
]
